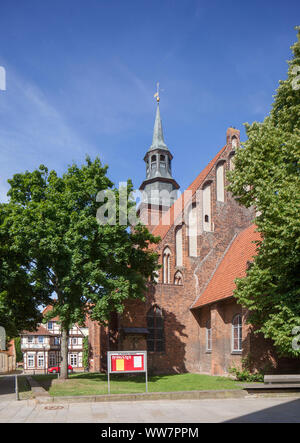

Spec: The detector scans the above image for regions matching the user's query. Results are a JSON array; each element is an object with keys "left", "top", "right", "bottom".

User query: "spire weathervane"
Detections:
[{"left": 154, "top": 82, "right": 163, "bottom": 103}]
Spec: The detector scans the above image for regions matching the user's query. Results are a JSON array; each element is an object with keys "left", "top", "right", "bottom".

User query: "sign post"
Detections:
[{"left": 107, "top": 350, "right": 148, "bottom": 395}]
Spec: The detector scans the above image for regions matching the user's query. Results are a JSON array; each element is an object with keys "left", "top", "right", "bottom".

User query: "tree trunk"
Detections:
[{"left": 60, "top": 327, "right": 69, "bottom": 380}]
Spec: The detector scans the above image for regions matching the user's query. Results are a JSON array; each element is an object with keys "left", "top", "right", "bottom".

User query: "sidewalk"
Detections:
[{"left": 0, "top": 396, "right": 300, "bottom": 423}]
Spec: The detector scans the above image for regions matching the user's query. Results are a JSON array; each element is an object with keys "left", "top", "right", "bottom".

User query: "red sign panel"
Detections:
[{"left": 110, "top": 353, "right": 145, "bottom": 373}]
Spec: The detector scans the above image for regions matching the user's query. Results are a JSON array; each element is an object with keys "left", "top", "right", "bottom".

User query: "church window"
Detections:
[
  {"left": 206, "top": 319, "right": 212, "bottom": 352},
  {"left": 203, "top": 184, "right": 211, "bottom": 232},
  {"left": 216, "top": 163, "right": 225, "bottom": 202},
  {"left": 163, "top": 247, "right": 171, "bottom": 284},
  {"left": 232, "top": 314, "right": 242, "bottom": 352},
  {"left": 188, "top": 204, "right": 197, "bottom": 257},
  {"left": 175, "top": 226, "right": 183, "bottom": 267},
  {"left": 232, "top": 136, "right": 237, "bottom": 148},
  {"left": 147, "top": 306, "right": 165, "bottom": 352},
  {"left": 174, "top": 271, "right": 183, "bottom": 285}
]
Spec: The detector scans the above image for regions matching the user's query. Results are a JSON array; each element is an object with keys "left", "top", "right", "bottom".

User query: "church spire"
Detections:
[
  {"left": 139, "top": 86, "right": 180, "bottom": 220},
  {"left": 149, "top": 102, "right": 168, "bottom": 152}
]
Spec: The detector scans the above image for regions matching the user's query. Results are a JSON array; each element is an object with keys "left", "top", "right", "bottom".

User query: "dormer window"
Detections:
[{"left": 48, "top": 321, "right": 53, "bottom": 330}]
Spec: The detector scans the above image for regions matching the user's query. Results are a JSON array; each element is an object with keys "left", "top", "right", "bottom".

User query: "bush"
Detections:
[{"left": 229, "top": 366, "right": 264, "bottom": 382}]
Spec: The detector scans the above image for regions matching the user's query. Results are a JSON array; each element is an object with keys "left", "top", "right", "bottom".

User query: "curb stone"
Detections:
[{"left": 34, "top": 389, "right": 247, "bottom": 404}]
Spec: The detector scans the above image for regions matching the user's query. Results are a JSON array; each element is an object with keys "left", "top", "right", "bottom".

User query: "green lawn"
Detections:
[{"left": 32, "top": 372, "right": 243, "bottom": 397}]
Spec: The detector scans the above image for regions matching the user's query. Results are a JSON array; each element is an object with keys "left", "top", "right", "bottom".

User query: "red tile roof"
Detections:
[
  {"left": 21, "top": 324, "right": 53, "bottom": 336},
  {"left": 151, "top": 145, "right": 227, "bottom": 246},
  {"left": 42, "top": 304, "right": 59, "bottom": 321},
  {"left": 192, "top": 224, "right": 261, "bottom": 308}
]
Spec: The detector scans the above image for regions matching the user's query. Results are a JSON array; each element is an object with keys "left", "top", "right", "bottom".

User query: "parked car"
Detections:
[{"left": 47, "top": 365, "right": 73, "bottom": 374}]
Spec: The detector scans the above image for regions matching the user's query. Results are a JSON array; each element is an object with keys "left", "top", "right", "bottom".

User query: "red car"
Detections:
[{"left": 48, "top": 365, "right": 73, "bottom": 374}]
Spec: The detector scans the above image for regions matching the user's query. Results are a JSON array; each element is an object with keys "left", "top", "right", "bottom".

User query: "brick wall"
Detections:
[
  {"left": 118, "top": 131, "right": 257, "bottom": 375},
  {"left": 89, "top": 128, "right": 299, "bottom": 376}
]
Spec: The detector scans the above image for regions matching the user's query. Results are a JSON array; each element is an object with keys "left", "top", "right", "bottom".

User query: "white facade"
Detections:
[{"left": 21, "top": 321, "right": 88, "bottom": 374}]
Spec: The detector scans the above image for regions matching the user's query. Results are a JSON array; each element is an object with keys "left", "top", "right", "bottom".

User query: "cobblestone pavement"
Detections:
[{"left": 0, "top": 395, "right": 299, "bottom": 423}]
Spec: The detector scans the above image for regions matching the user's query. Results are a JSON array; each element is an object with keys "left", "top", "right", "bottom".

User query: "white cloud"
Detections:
[{"left": 0, "top": 62, "right": 100, "bottom": 202}]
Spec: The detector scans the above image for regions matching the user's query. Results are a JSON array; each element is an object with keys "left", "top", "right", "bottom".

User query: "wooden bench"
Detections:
[
  {"left": 243, "top": 375, "right": 300, "bottom": 394},
  {"left": 264, "top": 375, "right": 300, "bottom": 385}
]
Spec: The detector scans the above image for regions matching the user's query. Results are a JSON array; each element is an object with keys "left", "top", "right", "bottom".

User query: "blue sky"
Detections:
[{"left": 0, "top": 0, "right": 299, "bottom": 201}]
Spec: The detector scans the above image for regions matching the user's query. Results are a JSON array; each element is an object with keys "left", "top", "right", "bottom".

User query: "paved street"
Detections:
[{"left": 0, "top": 393, "right": 299, "bottom": 423}]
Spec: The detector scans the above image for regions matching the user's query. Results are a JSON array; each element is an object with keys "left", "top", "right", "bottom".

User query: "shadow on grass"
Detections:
[{"left": 32, "top": 374, "right": 57, "bottom": 391}]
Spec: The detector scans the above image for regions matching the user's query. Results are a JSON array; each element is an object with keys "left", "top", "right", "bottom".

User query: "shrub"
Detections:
[{"left": 229, "top": 366, "right": 264, "bottom": 382}]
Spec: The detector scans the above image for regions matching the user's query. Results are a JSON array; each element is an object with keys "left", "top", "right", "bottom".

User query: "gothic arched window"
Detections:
[
  {"left": 187, "top": 204, "right": 197, "bottom": 256},
  {"left": 147, "top": 306, "right": 165, "bottom": 352},
  {"left": 175, "top": 225, "right": 183, "bottom": 267},
  {"left": 232, "top": 136, "right": 238, "bottom": 148},
  {"left": 163, "top": 247, "right": 171, "bottom": 284},
  {"left": 203, "top": 183, "right": 211, "bottom": 232},
  {"left": 206, "top": 319, "right": 212, "bottom": 352},
  {"left": 174, "top": 271, "right": 183, "bottom": 285},
  {"left": 216, "top": 162, "right": 225, "bottom": 202}
]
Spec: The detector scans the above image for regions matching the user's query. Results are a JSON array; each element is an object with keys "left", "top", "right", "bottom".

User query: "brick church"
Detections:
[{"left": 88, "top": 98, "right": 297, "bottom": 376}]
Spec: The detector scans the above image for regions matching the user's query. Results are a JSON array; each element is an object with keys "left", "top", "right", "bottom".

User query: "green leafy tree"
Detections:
[
  {"left": 4, "top": 157, "right": 159, "bottom": 378},
  {"left": 0, "top": 203, "right": 47, "bottom": 337},
  {"left": 228, "top": 27, "right": 300, "bottom": 357},
  {"left": 82, "top": 336, "right": 89, "bottom": 370},
  {"left": 14, "top": 336, "right": 23, "bottom": 363}
]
